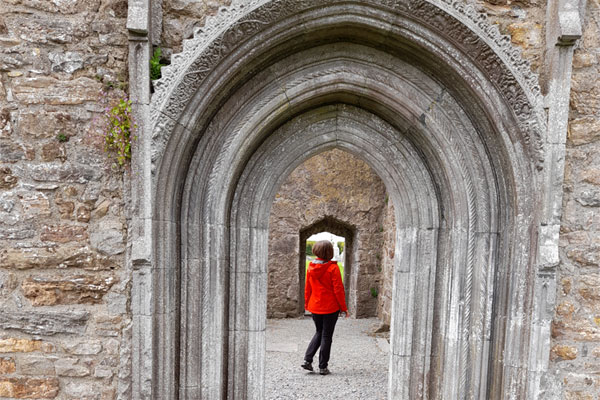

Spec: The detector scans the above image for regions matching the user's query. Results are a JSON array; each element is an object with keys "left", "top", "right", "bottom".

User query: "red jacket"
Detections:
[{"left": 305, "top": 259, "right": 348, "bottom": 314}]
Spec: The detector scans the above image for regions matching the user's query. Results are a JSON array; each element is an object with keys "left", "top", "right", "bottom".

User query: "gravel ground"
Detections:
[{"left": 265, "top": 317, "right": 389, "bottom": 400}]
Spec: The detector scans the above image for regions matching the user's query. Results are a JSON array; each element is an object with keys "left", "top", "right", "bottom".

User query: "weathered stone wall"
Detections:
[
  {"left": 161, "top": 0, "right": 231, "bottom": 55},
  {"left": 1, "top": 0, "right": 599, "bottom": 397},
  {"left": 267, "top": 149, "right": 388, "bottom": 318},
  {"left": 0, "top": 0, "right": 130, "bottom": 398},
  {"left": 378, "top": 200, "right": 395, "bottom": 325},
  {"left": 551, "top": 1, "right": 600, "bottom": 397}
]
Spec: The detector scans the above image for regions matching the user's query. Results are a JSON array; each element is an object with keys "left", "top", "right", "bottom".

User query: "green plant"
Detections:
[
  {"left": 56, "top": 132, "right": 68, "bottom": 142},
  {"left": 150, "top": 47, "right": 167, "bottom": 81},
  {"left": 337, "top": 241, "right": 345, "bottom": 254},
  {"left": 370, "top": 287, "right": 378, "bottom": 298},
  {"left": 102, "top": 96, "right": 136, "bottom": 167},
  {"left": 306, "top": 240, "right": 316, "bottom": 257}
]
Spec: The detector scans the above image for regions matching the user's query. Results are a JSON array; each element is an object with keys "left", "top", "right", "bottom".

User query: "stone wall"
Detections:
[
  {"left": 0, "top": 0, "right": 130, "bottom": 398},
  {"left": 470, "top": 0, "right": 600, "bottom": 397},
  {"left": 267, "top": 149, "right": 388, "bottom": 318},
  {"left": 551, "top": 0, "right": 600, "bottom": 397},
  {"left": 0, "top": 0, "right": 599, "bottom": 398}
]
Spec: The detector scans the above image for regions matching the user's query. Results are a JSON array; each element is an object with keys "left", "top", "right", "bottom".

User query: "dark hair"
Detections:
[{"left": 313, "top": 240, "right": 334, "bottom": 261}]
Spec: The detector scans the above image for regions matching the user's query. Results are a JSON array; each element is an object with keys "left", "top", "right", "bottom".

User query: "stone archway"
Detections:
[{"left": 129, "top": 1, "right": 559, "bottom": 399}]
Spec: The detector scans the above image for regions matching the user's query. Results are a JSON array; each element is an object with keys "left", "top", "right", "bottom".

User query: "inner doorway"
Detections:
[{"left": 300, "top": 226, "right": 351, "bottom": 315}]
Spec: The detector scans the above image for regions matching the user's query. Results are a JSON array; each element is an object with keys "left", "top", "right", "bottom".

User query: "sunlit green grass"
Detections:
[{"left": 306, "top": 259, "right": 344, "bottom": 283}]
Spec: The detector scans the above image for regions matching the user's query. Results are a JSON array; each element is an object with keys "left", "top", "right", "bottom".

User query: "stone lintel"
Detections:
[{"left": 127, "top": 0, "right": 150, "bottom": 35}]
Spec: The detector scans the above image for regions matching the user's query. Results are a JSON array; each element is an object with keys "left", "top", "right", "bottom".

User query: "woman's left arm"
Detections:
[{"left": 331, "top": 264, "right": 348, "bottom": 313}]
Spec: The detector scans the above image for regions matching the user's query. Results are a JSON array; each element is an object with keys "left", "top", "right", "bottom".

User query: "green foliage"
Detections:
[
  {"left": 337, "top": 241, "right": 345, "bottom": 254},
  {"left": 150, "top": 47, "right": 167, "bottom": 81},
  {"left": 370, "top": 287, "right": 378, "bottom": 298},
  {"left": 306, "top": 240, "right": 316, "bottom": 256},
  {"left": 56, "top": 132, "right": 68, "bottom": 142},
  {"left": 102, "top": 96, "right": 136, "bottom": 167}
]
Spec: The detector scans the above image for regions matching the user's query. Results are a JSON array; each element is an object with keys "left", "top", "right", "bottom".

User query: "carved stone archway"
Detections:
[{"left": 126, "top": 1, "right": 563, "bottom": 399}]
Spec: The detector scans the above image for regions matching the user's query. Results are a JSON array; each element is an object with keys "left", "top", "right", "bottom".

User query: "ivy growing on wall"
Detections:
[{"left": 103, "top": 97, "right": 136, "bottom": 167}]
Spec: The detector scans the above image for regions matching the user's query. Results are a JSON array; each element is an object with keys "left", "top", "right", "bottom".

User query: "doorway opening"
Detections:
[{"left": 300, "top": 223, "right": 353, "bottom": 315}]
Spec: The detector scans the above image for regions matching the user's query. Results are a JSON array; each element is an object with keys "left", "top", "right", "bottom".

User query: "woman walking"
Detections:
[{"left": 301, "top": 240, "right": 349, "bottom": 375}]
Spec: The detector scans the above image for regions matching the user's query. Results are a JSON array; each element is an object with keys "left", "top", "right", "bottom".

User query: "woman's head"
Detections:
[{"left": 313, "top": 240, "right": 334, "bottom": 261}]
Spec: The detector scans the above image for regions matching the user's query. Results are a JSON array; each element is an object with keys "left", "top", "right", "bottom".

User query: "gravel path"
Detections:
[{"left": 265, "top": 317, "right": 389, "bottom": 400}]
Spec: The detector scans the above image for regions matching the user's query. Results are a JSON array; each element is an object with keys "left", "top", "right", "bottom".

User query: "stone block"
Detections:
[
  {"left": 16, "top": 109, "right": 85, "bottom": 139},
  {"left": 0, "top": 377, "right": 59, "bottom": 398},
  {"left": 568, "top": 118, "right": 600, "bottom": 146},
  {"left": 550, "top": 344, "right": 578, "bottom": 361},
  {"left": 566, "top": 247, "right": 600, "bottom": 267},
  {"left": 18, "top": 191, "right": 51, "bottom": 217},
  {"left": 0, "top": 310, "right": 89, "bottom": 335},
  {"left": 12, "top": 77, "right": 101, "bottom": 105},
  {"left": 0, "top": 167, "right": 18, "bottom": 189},
  {"left": 552, "top": 318, "right": 600, "bottom": 342},
  {"left": 6, "top": 0, "right": 102, "bottom": 14},
  {"left": 40, "top": 142, "right": 66, "bottom": 162},
  {"left": 0, "top": 338, "right": 46, "bottom": 353},
  {"left": 48, "top": 51, "right": 108, "bottom": 74},
  {"left": 64, "top": 381, "right": 99, "bottom": 399},
  {"left": 62, "top": 340, "right": 102, "bottom": 355},
  {"left": 0, "top": 142, "right": 27, "bottom": 163},
  {"left": 94, "top": 315, "right": 122, "bottom": 337},
  {"left": 4, "top": 14, "right": 90, "bottom": 44},
  {"left": 577, "top": 274, "right": 600, "bottom": 302},
  {"left": 19, "top": 355, "right": 55, "bottom": 376},
  {"left": 76, "top": 205, "right": 91, "bottom": 222},
  {"left": 21, "top": 275, "right": 116, "bottom": 306},
  {"left": 0, "top": 357, "right": 16, "bottom": 374},
  {"left": 26, "top": 163, "right": 102, "bottom": 183},
  {"left": 0, "top": 246, "right": 117, "bottom": 270},
  {"left": 0, "top": 226, "right": 35, "bottom": 240},
  {"left": 40, "top": 224, "right": 87, "bottom": 243},
  {"left": 89, "top": 220, "right": 124, "bottom": 255},
  {"left": 55, "top": 357, "right": 90, "bottom": 377}
]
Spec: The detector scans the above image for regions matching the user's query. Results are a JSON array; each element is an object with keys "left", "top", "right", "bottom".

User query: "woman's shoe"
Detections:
[
  {"left": 301, "top": 361, "right": 313, "bottom": 371},
  {"left": 319, "top": 368, "right": 330, "bottom": 375}
]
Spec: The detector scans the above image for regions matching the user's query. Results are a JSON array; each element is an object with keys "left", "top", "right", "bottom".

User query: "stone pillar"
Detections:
[
  {"left": 127, "top": 0, "right": 161, "bottom": 398},
  {"left": 532, "top": 1, "right": 584, "bottom": 398}
]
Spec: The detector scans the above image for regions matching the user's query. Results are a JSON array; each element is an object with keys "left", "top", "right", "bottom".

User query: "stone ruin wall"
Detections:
[
  {"left": 0, "top": 0, "right": 133, "bottom": 398},
  {"left": 0, "top": 0, "right": 598, "bottom": 398},
  {"left": 267, "top": 149, "right": 388, "bottom": 319},
  {"left": 551, "top": 1, "right": 600, "bottom": 396}
]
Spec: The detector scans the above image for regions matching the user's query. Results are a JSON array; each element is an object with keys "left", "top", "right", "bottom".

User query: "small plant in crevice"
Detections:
[
  {"left": 370, "top": 287, "right": 379, "bottom": 298},
  {"left": 56, "top": 132, "right": 68, "bottom": 142},
  {"left": 150, "top": 47, "right": 168, "bottom": 81},
  {"left": 92, "top": 78, "right": 137, "bottom": 169},
  {"left": 102, "top": 96, "right": 136, "bottom": 167}
]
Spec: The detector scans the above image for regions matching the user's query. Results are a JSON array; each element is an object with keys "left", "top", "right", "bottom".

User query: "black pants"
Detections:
[{"left": 304, "top": 311, "right": 339, "bottom": 369}]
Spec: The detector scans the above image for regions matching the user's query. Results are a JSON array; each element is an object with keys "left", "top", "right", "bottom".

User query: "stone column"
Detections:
[
  {"left": 127, "top": 0, "right": 161, "bottom": 398},
  {"left": 532, "top": 0, "right": 584, "bottom": 398}
]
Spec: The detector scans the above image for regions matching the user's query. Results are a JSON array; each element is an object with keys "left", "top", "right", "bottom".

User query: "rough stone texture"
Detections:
[
  {"left": 0, "top": 0, "right": 130, "bottom": 397},
  {"left": 267, "top": 149, "right": 387, "bottom": 318},
  {"left": 1, "top": 0, "right": 599, "bottom": 399},
  {"left": 0, "top": 377, "right": 59, "bottom": 399},
  {"left": 21, "top": 275, "right": 116, "bottom": 306},
  {"left": 550, "top": 0, "right": 600, "bottom": 397},
  {"left": 378, "top": 200, "right": 395, "bottom": 326}
]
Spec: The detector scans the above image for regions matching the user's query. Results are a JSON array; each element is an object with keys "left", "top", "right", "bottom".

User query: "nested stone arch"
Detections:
[
  {"left": 142, "top": 1, "right": 551, "bottom": 399},
  {"left": 298, "top": 216, "right": 356, "bottom": 315}
]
